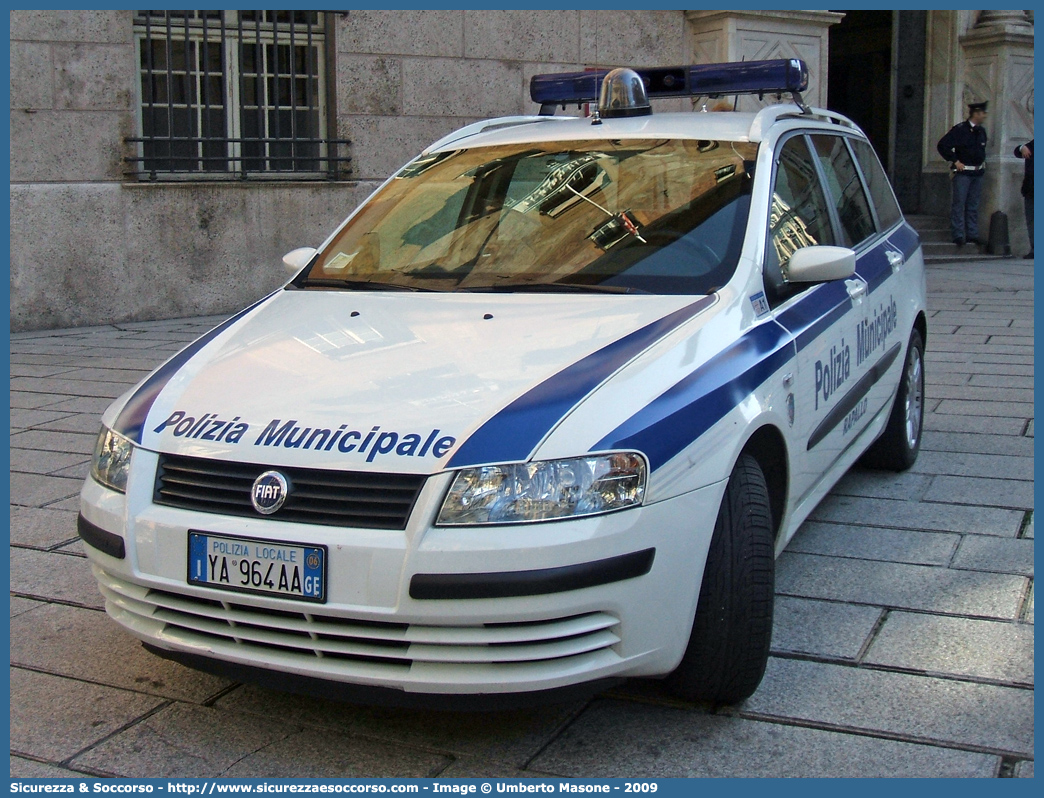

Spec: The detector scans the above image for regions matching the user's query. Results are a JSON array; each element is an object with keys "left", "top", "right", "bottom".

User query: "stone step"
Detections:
[
  {"left": 919, "top": 231, "right": 1015, "bottom": 262},
  {"left": 919, "top": 228, "right": 955, "bottom": 243},
  {"left": 924, "top": 251, "right": 1011, "bottom": 263},
  {"left": 924, "top": 256, "right": 1011, "bottom": 264},
  {"left": 922, "top": 241, "right": 985, "bottom": 256},
  {"left": 905, "top": 215, "right": 949, "bottom": 228},
  {"left": 905, "top": 216, "right": 951, "bottom": 247},
  {"left": 901, "top": 215, "right": 1012, "bottom": 262}
]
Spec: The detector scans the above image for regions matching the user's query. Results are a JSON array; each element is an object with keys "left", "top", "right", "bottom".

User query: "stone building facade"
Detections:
[
  {"left": 8, "top": 9, "right": 1034, "bottom": 331},
  {"left": 920, "top": 10, "right": 1035, "bottom": 238}
]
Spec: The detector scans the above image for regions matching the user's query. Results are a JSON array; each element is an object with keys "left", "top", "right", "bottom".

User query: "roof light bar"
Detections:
[{"left": 531, "top": 59, "right": 809, "bottom": 113}]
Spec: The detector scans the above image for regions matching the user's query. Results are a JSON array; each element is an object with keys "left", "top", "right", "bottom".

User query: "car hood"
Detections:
[{"left": 109, "top": 289, "right": 715, "bottom": 474}]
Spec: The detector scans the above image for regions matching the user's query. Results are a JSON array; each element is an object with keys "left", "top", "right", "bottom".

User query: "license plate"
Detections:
[{"left": 188, "top": 532, "right": 326, "bottom": 603}]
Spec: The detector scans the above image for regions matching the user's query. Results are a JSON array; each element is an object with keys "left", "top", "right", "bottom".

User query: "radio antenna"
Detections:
[
  {"left": 590, "top": 70, "right": 602, "bottom": 125},
  {"left": 733, "top": 56, "right": 744, "bottom": 112}
]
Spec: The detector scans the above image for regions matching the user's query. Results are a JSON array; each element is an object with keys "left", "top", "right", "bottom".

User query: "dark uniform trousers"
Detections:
[
  {"left": 1026, "top": 195, "right": 1034, "bottom": 254},
  {"left": 937, "top": 120, "right": 988, "bottom": 242},
  {"left": 951, "top": 172, "right": 984, "bottom": 243}
]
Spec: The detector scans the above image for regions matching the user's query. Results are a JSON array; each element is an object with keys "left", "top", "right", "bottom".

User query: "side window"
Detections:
[
  {"left": 811, "top": 135, "right": 875, "bottom": 247},
  {"left": 850, "top": 138, "right": 903, "bottom": 231},
  {"left": 765, "top": 135, "right": 835, "bottom": 303}
]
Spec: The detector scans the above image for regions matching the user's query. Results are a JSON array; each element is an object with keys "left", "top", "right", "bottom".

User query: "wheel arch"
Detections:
[
  {"left": 738, "top": 424, "right": 789, "bottom": 543},
  {"left": 913, "top": 310, "right": 927, "bottom": 346}
]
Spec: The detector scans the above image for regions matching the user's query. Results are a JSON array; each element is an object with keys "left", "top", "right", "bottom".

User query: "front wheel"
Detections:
[
  {"left": 861, "top": 328, "right": 925, "bottom": 471},
  {"left": 665, "top": 453, "right": 774, "bottom": 704}
]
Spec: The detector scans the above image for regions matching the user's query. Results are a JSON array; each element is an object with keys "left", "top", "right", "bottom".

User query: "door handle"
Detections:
[
  {"left": 845, "top": 279, "right": 867, "bottom": 301},
  {"left": 886, "top": 249, "right": 904, "bottom": 271}
]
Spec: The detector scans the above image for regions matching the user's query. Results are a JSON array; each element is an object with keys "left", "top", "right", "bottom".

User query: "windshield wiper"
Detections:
[
  {"left": 295, "top": 278, "right": 435, "bottom": 292},
  {"left": 458, "top": 283, "right": 651, "bottom": 294},
  {"left": 563, "top": 183, "right": 647, "bottom": 244}
]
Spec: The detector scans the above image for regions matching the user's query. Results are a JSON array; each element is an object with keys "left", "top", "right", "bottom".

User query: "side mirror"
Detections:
[
  {"left": 787, "top": 245, "right": 856, "bottom": 283},
  {"left": 282, "top": 246, "right": 317, "bottom": 274}
]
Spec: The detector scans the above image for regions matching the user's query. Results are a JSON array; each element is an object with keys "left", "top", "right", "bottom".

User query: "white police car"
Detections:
[{"left": 81, "top": 60, "right": 925, "bottom": 705}]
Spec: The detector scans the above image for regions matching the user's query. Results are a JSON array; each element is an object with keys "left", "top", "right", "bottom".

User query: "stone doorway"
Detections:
[{"left": 828, "top": 10, "right": 927, "bottom": 213}]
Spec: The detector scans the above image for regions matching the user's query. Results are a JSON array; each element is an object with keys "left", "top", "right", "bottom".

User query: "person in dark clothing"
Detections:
[
  {"left": 937, "top": 101, "right": 988, "bottom": 246},
  {"left": 1014, "top": 139, "right": 1033, "bottom": 258}
]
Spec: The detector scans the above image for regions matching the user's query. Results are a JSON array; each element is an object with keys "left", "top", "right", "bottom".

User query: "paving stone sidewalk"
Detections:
[{"left": 9, "top": 258, "right": 1034, "bottom": 779}]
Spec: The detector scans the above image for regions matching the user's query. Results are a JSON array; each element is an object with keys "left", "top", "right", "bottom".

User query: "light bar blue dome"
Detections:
[{"left": 598, "top": 68, "right": 652, "bottom": 118}]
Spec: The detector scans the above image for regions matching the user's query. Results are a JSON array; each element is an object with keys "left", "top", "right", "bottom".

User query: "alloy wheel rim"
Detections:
[{"left": 904, "top": 348, "right": 923, "bottom": 449}]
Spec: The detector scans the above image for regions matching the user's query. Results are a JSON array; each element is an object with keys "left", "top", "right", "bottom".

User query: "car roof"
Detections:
[{"left": 425, "top": 105, "right": 864, "bottom": 154}]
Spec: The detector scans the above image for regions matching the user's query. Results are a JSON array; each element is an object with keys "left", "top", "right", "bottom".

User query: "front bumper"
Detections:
[{"left": 80, "top": 450, "right": 726, "bottom": 696}]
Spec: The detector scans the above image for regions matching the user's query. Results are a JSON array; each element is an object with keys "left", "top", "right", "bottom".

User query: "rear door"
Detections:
[
  {"left": 810, "top": 134, "right": 909, "bottom": 451},
  {"left": 848, "top": 135, "right": 922, "bottom": 349}
]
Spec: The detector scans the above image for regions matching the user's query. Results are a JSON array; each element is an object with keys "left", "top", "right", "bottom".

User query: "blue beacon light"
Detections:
[{"left": 530, "top": 59, "right": 810, "bottom": 115}]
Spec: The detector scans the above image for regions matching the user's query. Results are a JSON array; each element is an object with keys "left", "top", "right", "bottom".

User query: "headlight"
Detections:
[
  {"left": 437, "top": 453, "right": 647, "bottom": 526},
  {"left": 90, "top": 426, "right": 134, "bottom": 493}
]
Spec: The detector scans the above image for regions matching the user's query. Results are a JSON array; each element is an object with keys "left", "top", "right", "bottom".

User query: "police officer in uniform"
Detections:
[
  {"left": 1014, "top": 139, "right": 1033, "bottom": 259},
  {"left": 937, "top": 101, "right": 988, "bottom": 246}
]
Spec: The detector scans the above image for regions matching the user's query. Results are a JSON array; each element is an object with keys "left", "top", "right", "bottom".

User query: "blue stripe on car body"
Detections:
[
  {"left": 446, "top": 295, "right": 716, "bottom": 468},
  {"left": 594, "top": 255, "right": 887, "bottom": 472},
  {"left": 889, "top": 222, "right": 920, "bottom": 262},
  {"left": 593, "top": 320, "right": 794, "bottom": 471},
  {"left": 775, "top": 279, "right": 851, "bottom": 352},
  {"left": 852, "top": 222, "right": 920, "bottom": 298},
  {"left": 856, "top": 240, "right": 893, "bottom": 295},
  {"left": 112, "top": 293, "right": 276, "bottom": 444}
]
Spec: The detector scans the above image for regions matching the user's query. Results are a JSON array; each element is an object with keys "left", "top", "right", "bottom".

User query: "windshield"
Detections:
[{"left": 300, "top": 138, "right": 758, "bottom": 294}]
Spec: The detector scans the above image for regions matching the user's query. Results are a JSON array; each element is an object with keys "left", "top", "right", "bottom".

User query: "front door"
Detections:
[{"left": 764, "top": 133, "right": 872, "bottom": 502}]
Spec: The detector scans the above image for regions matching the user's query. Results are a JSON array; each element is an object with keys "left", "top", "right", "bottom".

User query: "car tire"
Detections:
[
  {"left": 861, "top": 328, "right": 925, "bottom": 472},
  {"left": 665, "top": 452, "right": 774, "bottom": 704}
]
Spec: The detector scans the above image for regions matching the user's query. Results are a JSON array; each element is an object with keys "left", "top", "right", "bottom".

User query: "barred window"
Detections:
[{"left": 128, "top": 11, "right": 349, "bottom": 180}]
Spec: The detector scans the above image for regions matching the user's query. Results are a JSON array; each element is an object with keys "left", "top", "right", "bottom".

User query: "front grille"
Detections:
[
  {"left": 94, "top": 569, "right": 622, "bottom": 674},
  {"left": 154, "top": 453, "right": 425, "bottom": 530}
]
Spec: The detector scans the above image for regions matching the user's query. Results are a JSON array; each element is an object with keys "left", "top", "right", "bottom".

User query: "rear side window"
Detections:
[
  {"left": 811, "top": 135, "right": 875, "bottom": 247},
  {"left": 849, "top": 138, "right": 903, "bottom": 231},
  {"left": 765, "top": 136, "right": 835, "bottom": 301}
]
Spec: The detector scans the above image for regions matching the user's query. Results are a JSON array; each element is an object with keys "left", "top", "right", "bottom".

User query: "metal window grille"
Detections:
[{"left": 127, "top": 10, "right": 350, "bottom": 180}]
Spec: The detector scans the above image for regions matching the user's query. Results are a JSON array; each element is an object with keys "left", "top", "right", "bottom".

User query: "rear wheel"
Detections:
[
  {"left": 666, "top": 453, "right": 774, "bottom": 704},
  {"left": 862, "top": 328, "right": 925, "bottom": 471}
]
